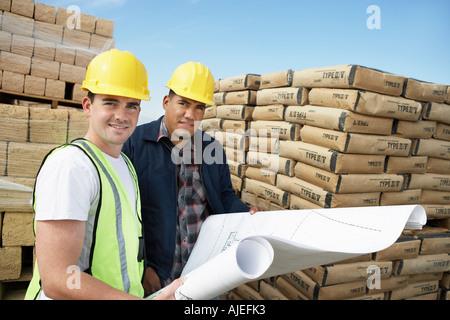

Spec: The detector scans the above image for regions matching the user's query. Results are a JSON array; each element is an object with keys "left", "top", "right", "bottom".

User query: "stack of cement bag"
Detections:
[{"left": 203, "top": 64, "right": 450, "bottom": 300}]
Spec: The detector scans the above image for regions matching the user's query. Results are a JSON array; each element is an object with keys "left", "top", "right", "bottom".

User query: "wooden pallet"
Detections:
[{"left": 0, "top": 89, "right": 82, "bottom": 109}]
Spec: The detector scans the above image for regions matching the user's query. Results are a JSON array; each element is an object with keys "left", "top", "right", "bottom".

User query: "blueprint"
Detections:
[{"left": 174, "top": 205, "right": 426, "bottom": 300}]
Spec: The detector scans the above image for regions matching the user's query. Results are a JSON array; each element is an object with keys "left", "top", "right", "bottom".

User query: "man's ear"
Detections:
[
  {"left": 162, "top": 95, "right": 170, "bottom": 111},
  {"left": 82, "top": 96, "right": 92, "bottom": 116}
]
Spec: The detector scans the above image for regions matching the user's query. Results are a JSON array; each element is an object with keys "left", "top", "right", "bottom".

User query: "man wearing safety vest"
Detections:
[
  {"left": 25, "top": 49, "right": 183, "bottom": 300},
  {"left": 122, "top": 62, "right": 259, "bottom": 296}
]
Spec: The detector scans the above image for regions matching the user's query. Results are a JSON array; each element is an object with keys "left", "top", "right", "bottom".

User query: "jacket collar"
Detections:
[
  {"left": 142, "top": 116, "right": 164, "bottom": 142},
  {"left": 143, "top": 115, "right": 210, "bottom": 148}
]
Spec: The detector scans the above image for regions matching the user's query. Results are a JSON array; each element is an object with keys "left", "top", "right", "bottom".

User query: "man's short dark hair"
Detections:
[{"left": 87, "top": 91, "right": 96, "bottom": 102}]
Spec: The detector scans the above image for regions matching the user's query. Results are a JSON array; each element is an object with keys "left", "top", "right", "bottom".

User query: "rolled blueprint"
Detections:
[
  {"left": 175, "top": 237, "right": 274, "bottom": 300},
  {"left": 175, "top": 205, "right": 427, "bottom": 300}
]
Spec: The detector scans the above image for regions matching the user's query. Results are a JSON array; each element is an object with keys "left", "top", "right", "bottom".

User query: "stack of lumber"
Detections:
[
  {"left": 0, "top": 0, "right": 112, "bottom": 299},
  {"left": 0, "top": 98, "right": 89, "bottom": 301},
  {"left": 0, "top": 0, "right": 114, "bottom": 102},
  {"left": 204, "top": 64, "right": 450, "bottom": 299}
]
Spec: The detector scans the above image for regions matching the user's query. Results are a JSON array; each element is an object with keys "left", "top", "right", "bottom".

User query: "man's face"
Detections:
[
  {"left": 83, "top": 94, "right": 141, "bottom": 155},
  {"left": 163, "top": 93, "right": 206, "bottom": 141}
]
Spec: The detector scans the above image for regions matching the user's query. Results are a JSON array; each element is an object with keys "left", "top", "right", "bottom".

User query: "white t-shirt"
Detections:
[{"left": 34, "top": 145, "right": 137, "bottom": 299}]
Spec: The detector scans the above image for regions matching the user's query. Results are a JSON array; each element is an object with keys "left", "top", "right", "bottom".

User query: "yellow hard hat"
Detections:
[
  {"left": 81, "top": 49, "right": 150, "bottom": 101},
  {"left": 166, "top": 61, "right": 215, "bottom": 106}
]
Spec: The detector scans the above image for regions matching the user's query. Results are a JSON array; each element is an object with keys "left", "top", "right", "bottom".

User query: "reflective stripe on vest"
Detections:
[
  {"left": 25, "top": 139, "right": 144, "bottom": 299},
  {"left": 77, "top": 140, "right": 132, "bottom": 292}
]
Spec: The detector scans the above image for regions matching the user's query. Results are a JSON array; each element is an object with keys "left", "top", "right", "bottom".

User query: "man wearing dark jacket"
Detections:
[{"left": 122, "top": 62, "right": 258, "bottom": 296}]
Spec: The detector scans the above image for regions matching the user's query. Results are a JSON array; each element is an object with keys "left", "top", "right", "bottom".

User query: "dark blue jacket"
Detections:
[{"left": 122, "top": 116, "right": 250, "bottom": 280}]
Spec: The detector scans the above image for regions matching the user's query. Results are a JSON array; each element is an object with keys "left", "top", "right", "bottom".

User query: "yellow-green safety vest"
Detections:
[{"left": 25, "top": 139, "right": 145, "bottom": 299}]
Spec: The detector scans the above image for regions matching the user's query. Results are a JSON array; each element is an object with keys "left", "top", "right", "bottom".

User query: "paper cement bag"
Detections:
[
  {"left": 421, "top": 204, "right": 450, "bottom": 219},
  {"left": 420, "top": 190, "right": 450, "bottom": 204},
  {"left": 426, "top": 157, "right": 450, "bottom": 174},
  {"left": 276, "top": 174, "right": 380, "bottom": 208},
  {"left": 219, "top": 74, "right": 261, "bottom": 92},
  {"left": 300, "top": 125, "right": 413, "bottom": 156},
  {"left": 275, "top": 276, "right": 310, "bottom": 300},
  {"left": 331, "top": 171, "right": 404, "bottom": 194},
  {"left": 294, "top": 162, "right": 404, "bottom": 193},
  {"left": 257, "top": 87, "right": 309, "bottom": 106},
  {"left": 433, "top": 123, "right": 450, "bottom": 141},
  {"left": 392, "top": 120, "right": 436, "bottom": 139},
  {"left": 224, "top": 90, "right": 257, "bottom": 105},
  {"left": 283, "top": 271, "right": 367, "bottom": 300},
  {"left": 223, "top": 146, "right": 246, "bottom": 164},
  {"left": 422, "top": 102, "right": 450, "bottom": 125},
  {"left": 275, "top": 174, "right": 330, "bottom": 207},
  {"left": 447, "top": 86, "right": 450, "bottom": 104},
  {"left": 213, "top": 92, "right": 226, "bottom": 105},
  {"left": 417, "top": 233, "right": 450, "bottom": 255},
  {"left": 227, "top": 160, "right": 248, "bottom": 178},
  {"left": 406, "top": 173, "right": 450, "bottom": 191},
  {"left": 394, "top": 253, "right": 450, "bottom": 276},
  {"left": 380, "top": 189, "right": 421, "bottom": 206},
  {"left": 367, "top": 275, "right": 409, "bottom": 295},
  {"left": 260, "top": 69, "right": 293, "bottom": 89},
  {"left": 328, "top": 192, "right": 381, "bottom": 208},
  {"left": 372, "top": 237, "right": 421, "bottom": 261},
  {"left": 412, "top": 138, "right": 450, "bottom": 160},
  {"left": 285, "top": 105, "right": 393, "bottom": 135},
  {"left": 249, "top": 120, "right": 301, "bottom": 141},
  {"left": 308, "top": 88, "right": 423, "bottom": 121},
  {"left": 304, "top": 260, "right": 393, "bottom": 286},
  {"left": 200, "top": 118, "right": 222, "bottom": 131},
  {"left": 384, "top": 156, "right": 427, "bottom": 174},
  {"left": 289, "top": 194, "right": 322, "bottom": 210},
  {"left": 244, "top": 177, "right": 289, "bottom": 207},
  {"left": 292, "top": 64, "right": 405, "bottom": 96},
  {"left": 214, "top": 131, "right": 248, "bottom": 151},
  {"left": 249, "top": 136, "right": 279, "bottom": 154},
  {"left": 343, "top": 133, "right": 413, "bottom": 156},
  {"left": 245, "top": 167, "right": 277, "bottom": 186},
  {"left": 258, "top": 280, "right": 289, "bottom": 300},
  {"left": 234, "top": 284, "right": 264, "bottom": 300},
  {"left": 221, "top": 119, "right": 248, "bottom": 132},
  {"left": 216, "top": 105, "right": 254, "bottom": 121},
  {"left": 230, "top": 174, "right": 244, "bottom": 192},
  {"left": 279, "top": 140, "right": 386, "bottom": 173},
  {"left": 203, "top": 105, "right": 216, "bottom": 119},
  {"left": 389, "top": 280, "right": 439, "bottom": 300},
  {"left": 403, "top": 78, "right": 447, "bottom": 103},
  {"left": 246, "top": 151, "right": 295, "bottom": 176},
  {"left": 251, "top": 104, "right": 285, "bottom": 121}
]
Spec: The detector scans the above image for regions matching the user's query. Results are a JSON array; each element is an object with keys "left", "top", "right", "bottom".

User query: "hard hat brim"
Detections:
[
  {"left": 166, "top": 85, "right": 214, "bottom": 106},
  {"left": 82, "top": 82, "right": 151, "bottom": 101}
]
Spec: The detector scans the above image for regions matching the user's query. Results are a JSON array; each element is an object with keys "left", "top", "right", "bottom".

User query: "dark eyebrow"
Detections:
[
  {"left": 178, "top": 98, "right": 192, "bottom": 105},
  {"left": 102, "top": 98, "right": 120, "bottom": 103},
  {"left": 101, "top": 98, "right": 140, "bottom": 107},
  {"left": 178, "top": 98, "right": 205, "bottom": 108},
  {"left": 127, "top": 102, "right": 141, "bottom": 107}
]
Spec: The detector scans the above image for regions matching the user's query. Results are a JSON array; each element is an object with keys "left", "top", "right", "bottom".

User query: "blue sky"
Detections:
[{"left": 40, "top": 0, "right": 450, "bottom": 124}]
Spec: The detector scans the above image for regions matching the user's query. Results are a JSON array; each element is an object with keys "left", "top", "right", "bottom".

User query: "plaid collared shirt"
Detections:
[{"left": 158, "top": 118, "right": 208, "bottom": 283}]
